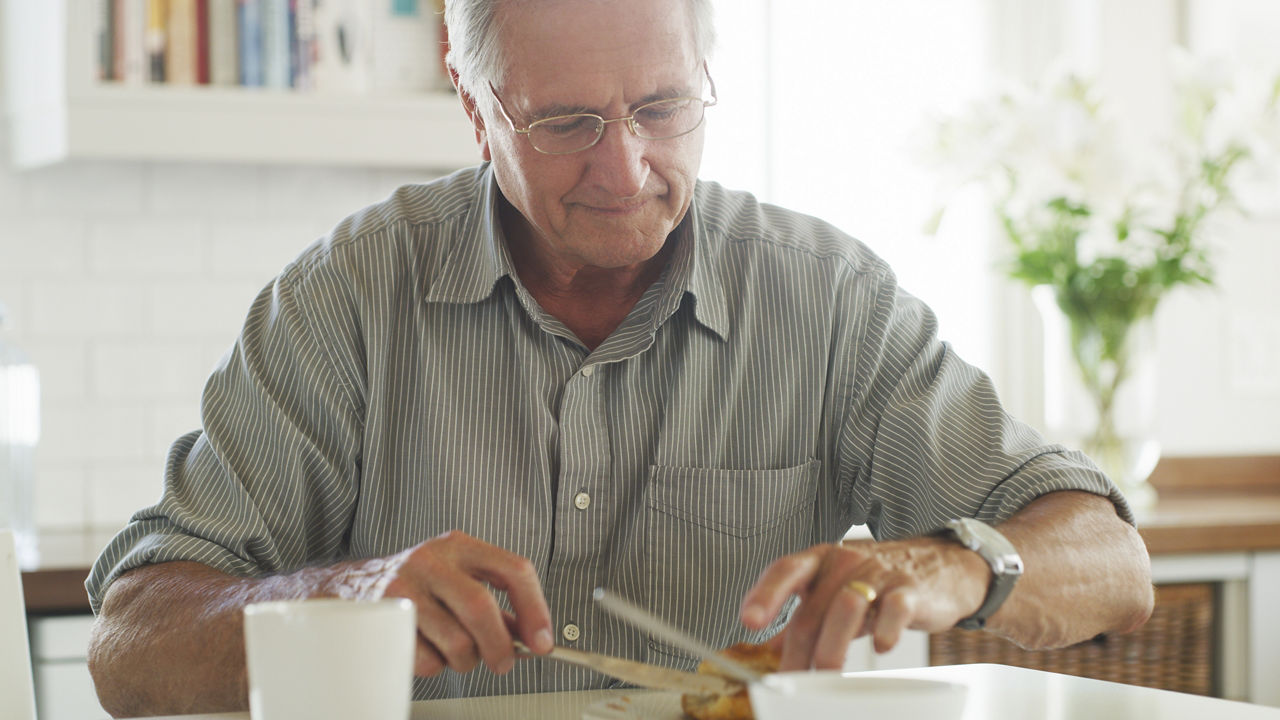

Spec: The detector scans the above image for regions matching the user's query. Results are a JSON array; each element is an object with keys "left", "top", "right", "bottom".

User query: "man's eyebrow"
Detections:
[
  {"left": 528, "top": 85, "right": 694, "bottom": 120},
  {"left": 529, "top": 102, "right": 597, "bottom": 119}
]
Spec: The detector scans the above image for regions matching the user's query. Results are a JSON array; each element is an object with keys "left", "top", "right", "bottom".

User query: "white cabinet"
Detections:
[
  {"left": 1140, "top": 550, "right": 1279, "bottom": 706},
  {"left": 28, "top": 615, "right": 108, "bottom": 720},
  {"left": 2, "top": 0, "right": 478, "bottom": 170}
]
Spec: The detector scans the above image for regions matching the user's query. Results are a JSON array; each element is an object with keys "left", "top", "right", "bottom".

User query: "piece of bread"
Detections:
[{"left": 680, "top": 642, "right": 781, "bottom": 720}]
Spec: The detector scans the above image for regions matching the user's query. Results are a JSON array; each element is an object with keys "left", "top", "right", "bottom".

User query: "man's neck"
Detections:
[{"left": 500, "top": 205, "right": 676, "bottom": 351}]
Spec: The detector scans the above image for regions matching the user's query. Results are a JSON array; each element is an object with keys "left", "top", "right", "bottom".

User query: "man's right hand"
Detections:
[
  {"left": 88, "top": 531, "right": 553, "bottom": 717},
  {"left": 353, "top": 530, "right": 555, "bottom": 676}
]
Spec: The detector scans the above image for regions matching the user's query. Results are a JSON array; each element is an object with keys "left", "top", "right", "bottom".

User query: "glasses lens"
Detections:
[
  {"left": 524, "top": 97, "right": 708, "bottom": 154},
  {"left": 632, "top": 98, "right": 705, "bottom": 140},
  {"left": 529, "top": 115, "right": 604, "bottom": 154}
]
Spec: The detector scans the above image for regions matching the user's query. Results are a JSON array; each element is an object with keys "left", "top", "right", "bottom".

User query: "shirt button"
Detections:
[
  {"left": 562, "top": 623, "right": 581, "bottom": 643},
  {"left": 581, "top": 365, "right": 594, "bottom": 377},
  {"left": 573, "top": 491, "right": 591, "bottom": 510}
]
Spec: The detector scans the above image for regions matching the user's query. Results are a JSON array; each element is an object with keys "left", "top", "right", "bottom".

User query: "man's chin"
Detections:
[{"left": 570, "top": 234, "right": 673, "bottom": 270}]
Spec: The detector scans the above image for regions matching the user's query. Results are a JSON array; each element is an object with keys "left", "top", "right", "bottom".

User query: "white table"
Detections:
[{"left": 139, "top": 664, "right": 1280, "bottom": 719}]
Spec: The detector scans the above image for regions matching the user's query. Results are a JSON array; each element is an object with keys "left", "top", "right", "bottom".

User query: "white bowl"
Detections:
[{"left": 748, "top": 671, "right": 968, "bottom": 720}]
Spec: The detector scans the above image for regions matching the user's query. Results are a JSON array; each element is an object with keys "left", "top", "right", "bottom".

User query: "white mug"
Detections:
[{"left": 244, "top": 598, "right": 417, "bottom": 720}]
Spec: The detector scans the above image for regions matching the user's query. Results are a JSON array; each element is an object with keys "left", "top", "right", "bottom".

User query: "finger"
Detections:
[
  {"left": 413, "top": 634, "right": 447, "bottom": 677},
  {"left": 412, "top": 591, "right": 483, "bottom": 674},
  {"left": 870, "top": 587, "right": 913, "bottom": 654},
  {"left": 740, "top": 549, "right": 825, "bottom": 630},
  {"left": 380, "top": 580, "right": 453, "bottom": 676},
  {"left": 764, "top": 630, "right": 786, "bottom": 653},
  {"left": 422, "top": 533, "right": 549, "bottom": 670},
  {"left": 773, "top": 547, "right": 869, "bottom": 669},
  {"left": 434, "top": 532, "right": 553, "bottom": 656},
  {"left": 779, "top": 578, "right": 867, "bottom": 671},
  {"left": 387, "top": 568, "right": 503, "bottom": 674},
  {"left": 475, "top": 554, "right": 554, "bottom": 655},
  {"left": 809, "top": 582, "right": 874, "bottom": 669},
  {"left": 432, "top": 576, "right": 520, "bottom": 674}
]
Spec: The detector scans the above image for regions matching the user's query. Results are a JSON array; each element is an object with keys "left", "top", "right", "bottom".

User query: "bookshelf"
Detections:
[{"left": 4, "top": 0, "right": 478, "bottom": 171}]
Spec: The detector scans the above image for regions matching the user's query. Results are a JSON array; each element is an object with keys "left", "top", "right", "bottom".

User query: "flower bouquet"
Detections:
[{"left": 920, "top": 51, "right": 1280, "bottom": 507}]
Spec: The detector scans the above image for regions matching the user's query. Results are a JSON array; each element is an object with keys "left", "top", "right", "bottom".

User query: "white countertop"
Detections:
[{"left": 137, "top": 664, "right": 1280, "bottom": 720}]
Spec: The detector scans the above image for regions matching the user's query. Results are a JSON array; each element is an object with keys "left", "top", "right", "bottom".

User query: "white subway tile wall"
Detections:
[{"left": 0, "top": 118, "right": 444, "bottom": 535}]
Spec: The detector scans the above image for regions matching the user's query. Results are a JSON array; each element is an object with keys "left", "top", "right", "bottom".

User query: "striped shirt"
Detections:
[{"left": 86, "top": 163, "right": 1127, "bottom": 699}]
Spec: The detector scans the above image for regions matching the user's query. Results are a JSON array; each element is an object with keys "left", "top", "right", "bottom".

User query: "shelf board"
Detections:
[
  {"left": 9, "top": 85, "right": 480, "bottom": 170},
  {"left": 4, "top": 0, "right": 480, "bottom": 171}
]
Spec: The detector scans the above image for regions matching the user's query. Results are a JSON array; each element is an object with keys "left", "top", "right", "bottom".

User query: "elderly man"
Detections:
[{"left": 86, "top": 0, "right": 1153, "bottom": 716}]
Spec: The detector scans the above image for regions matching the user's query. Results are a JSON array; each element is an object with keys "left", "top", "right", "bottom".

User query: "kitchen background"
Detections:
[
  {"left": 2, "top": 1, "right": 1279, "bottom": 719},
  {"left": 1, "top": 0, "right": 1278, "bottom": 562}
]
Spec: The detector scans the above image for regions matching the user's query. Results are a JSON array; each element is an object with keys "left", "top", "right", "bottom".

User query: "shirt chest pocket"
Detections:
[{"left": 642, "top": 459, "right": 821, "bottom": 664}]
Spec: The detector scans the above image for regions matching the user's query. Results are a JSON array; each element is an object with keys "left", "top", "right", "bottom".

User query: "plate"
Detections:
[{"left": 580, "top": 691, "right": 685, "bottom": 720}]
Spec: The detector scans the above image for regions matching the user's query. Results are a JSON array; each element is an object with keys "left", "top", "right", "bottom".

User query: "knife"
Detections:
[
  {"left": 593, "top": 588, "right": 765, "bottom": 685},
  {"left": 513, "top": 640, "right": 743, "bottom": 696}
]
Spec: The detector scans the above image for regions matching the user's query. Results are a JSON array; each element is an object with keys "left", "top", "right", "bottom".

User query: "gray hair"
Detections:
[{"left": 444, "top": 0, "right": 716, "bottom": 98}]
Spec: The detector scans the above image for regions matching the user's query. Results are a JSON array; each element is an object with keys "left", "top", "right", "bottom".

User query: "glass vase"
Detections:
[{"left": 1032, "top": 286, "right": 1160, "bottom": 513}]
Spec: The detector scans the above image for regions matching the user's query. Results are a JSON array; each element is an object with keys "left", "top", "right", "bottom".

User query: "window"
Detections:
[{"left": 702, "top": 1, "right": 996, "bottom": 369}]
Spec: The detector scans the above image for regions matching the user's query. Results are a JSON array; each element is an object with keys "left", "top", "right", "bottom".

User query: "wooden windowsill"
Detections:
[{"left": 1148, "top": 454, "right": 1280, "bottom": 494}]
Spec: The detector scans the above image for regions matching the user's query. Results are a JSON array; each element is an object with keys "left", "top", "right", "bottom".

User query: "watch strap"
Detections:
[
  {"left": 945, "top": 518, "right": 1023, "bottom": 630},
  {"left": 956, "top": 570, "right": 1018, "bottom": 630}
]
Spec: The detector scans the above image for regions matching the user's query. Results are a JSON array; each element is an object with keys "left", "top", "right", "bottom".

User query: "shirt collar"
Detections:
[
  {"left": 682, "top": 184, "right": 729, "bottom": 340},
  {"left": 423, "top": 164, "right": 511, "bottom": 305},
  {"left": 424, "top": 165, "right": 730, "bottom": 341}
]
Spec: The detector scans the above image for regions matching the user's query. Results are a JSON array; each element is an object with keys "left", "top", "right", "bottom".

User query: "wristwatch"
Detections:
[{"left": 940, "top": 518, "right": 1024, "bottom": 630}]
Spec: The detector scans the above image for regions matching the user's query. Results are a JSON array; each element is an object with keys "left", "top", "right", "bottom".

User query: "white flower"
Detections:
[
  {"left": 1171, "top": 47, "right": 1234, "bottom": 141},
  {"left": 917, "top": 49, "right": 1279, "bottom": 278},
  {"left": 1076, "top": 216, "right": 1117, "bottom": 266}
]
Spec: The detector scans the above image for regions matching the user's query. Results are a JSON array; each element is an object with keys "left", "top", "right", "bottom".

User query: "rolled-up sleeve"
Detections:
[
  {"left": 836, "top": 273, "right": 1132, "bottom": 542},
  {"left": 86, "top": 257, "right": 364, "bottom": 614}
]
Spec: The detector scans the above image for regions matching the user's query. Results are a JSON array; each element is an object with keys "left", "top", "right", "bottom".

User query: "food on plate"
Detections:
[{"left": 680, "top": 642, "right": 781, "bottom": 720}]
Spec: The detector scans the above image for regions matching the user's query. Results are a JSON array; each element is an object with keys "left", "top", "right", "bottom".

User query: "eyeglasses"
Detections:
[{"left": 489, "top": 66, "right": 718, "bottom": 155}]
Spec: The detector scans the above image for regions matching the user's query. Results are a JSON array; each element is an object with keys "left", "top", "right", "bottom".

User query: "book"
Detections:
[
  {"left": 311, "top": 0, "right": 371, "bottom": 94},
  {"left": 237, "top": 0, "right": 264, "bottom": 86},
  {"left": 371, "top": 0, "right": 444, "bottom": 92},
  {"left": 98, "top": 0, "right": 114, "bottom": 80},
  {"left": 166, "top": 0, "right": 198, "bottom": 84},
  {"left": 261, "top": 0, "right": 291, "bottom": 88},
  {"left": 195, "top": 0, "right": 209, "bottom": 83},
  {"left": 145, "top": 0, "right": 169, "bottom": 82},
  {"left": 293, "top": 0, "right": 318, "bottom": 91},
  {"left": 113, "top": 0, "right": 147, "bottom": 84},
  {"left": 207, "top": 0, "right": 238, "bottom": 85}
]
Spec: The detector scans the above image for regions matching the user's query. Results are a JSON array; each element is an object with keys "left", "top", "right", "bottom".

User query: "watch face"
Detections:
[
  {"left": 970, "top": 521, "right": 1012, "bottom": 552},
  {"left": 951, "top": 519, "right": 1021, "bottom": 570}
]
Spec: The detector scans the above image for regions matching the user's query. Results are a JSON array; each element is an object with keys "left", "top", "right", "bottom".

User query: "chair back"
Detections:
[{"left": 1, "top": 530, "right": 37, "bottom": 720}]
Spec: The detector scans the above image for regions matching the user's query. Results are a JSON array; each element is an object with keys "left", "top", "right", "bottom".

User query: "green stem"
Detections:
[{"left": 1066, "top": 309, "right": 1135, "bottom": 481}]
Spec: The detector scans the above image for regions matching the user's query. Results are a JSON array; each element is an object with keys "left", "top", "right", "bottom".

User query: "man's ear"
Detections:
[{"left": 450, "top": 65, "right": 492, "bottom": 162}]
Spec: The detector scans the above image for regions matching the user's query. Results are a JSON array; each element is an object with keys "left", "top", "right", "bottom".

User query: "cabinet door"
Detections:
[
  {"left": 29, "top": 615, "right": 109, "bottom": 720},
  {"left": 34, "top": 662, "right": 108, "bottom": 720}
]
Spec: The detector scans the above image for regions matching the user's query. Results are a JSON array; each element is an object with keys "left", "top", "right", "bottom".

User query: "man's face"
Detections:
[{"left": 478, "top": 0, "right": 706, "bottom": 273}]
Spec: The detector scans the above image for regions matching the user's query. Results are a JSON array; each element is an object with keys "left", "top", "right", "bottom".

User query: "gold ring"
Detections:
[{"left": 845, "top": 580, "right": 878, "bottom": 604}]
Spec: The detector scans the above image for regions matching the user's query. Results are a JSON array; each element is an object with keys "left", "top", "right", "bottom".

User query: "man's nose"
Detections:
[{"left": 589, "top": 119, "right": 650, "bottom": 196}]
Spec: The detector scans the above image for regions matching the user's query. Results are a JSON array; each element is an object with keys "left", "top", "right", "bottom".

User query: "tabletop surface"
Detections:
[{"left": 135, "top": 664, "right": 1280, "bottom": 720}]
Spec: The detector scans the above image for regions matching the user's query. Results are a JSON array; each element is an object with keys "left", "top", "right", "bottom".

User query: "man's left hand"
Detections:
[
  {"left": 739, "top": 492, "right": 1155, "bottom": 671},
  {"left": 739, "top": 536, "right": 989, "bottom": 670}
]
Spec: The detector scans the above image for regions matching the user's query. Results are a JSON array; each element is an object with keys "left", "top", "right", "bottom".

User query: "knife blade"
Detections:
[
  {"left": 513, "top": 641, "right": 743, "bottom": 696},
  {"left": 593, "top": 588, "right": 765, "bottom": 685}
]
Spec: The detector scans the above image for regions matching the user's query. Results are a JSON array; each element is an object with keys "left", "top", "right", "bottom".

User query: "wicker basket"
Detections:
[{"left": 929, "top": 582, "right": 1216, "bottom": 695}]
